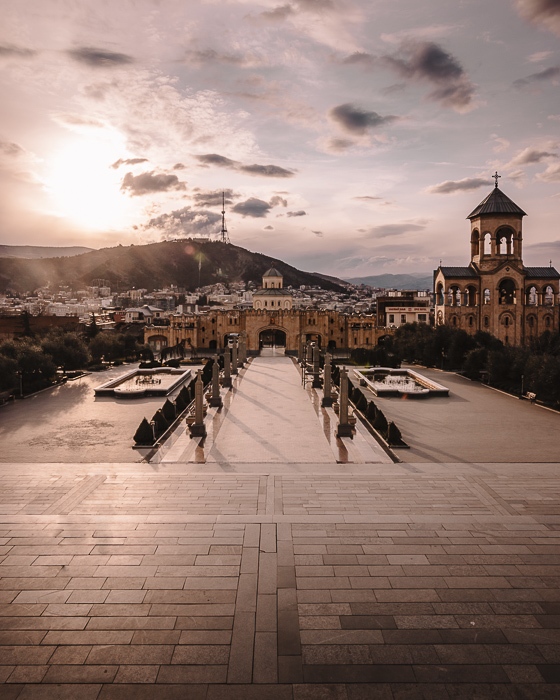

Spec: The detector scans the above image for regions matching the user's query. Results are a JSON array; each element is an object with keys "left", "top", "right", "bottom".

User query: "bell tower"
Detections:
[{"left": 468, "top": 172, "right": 526, "bottom": 272}]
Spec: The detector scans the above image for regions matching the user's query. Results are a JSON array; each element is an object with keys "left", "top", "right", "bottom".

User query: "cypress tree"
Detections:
[
  {"left": 162, "top": 399, "right": 176, "bottom": 422},
  {"left": 355, "top": 392, "right": 367, "bottom": 412},
  {"left": 152, "top": 409, "right": 169, "bottom": 438},
  {"left": 366, "top": 401, "right": 377, "bottom": 422},
  {"left": 373, "top": 410, "right": 388, "bottom": 436},
  {"left": 387, "top": 421, "right": 403, "bottom": 446},
  {"left": 133, "top": 418, "right": 154, "bottom": 445}
]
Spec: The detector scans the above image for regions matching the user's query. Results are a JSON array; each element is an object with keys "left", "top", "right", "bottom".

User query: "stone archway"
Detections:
[{"left": 259, "top": 328, "right": 287, "bottom": 348}]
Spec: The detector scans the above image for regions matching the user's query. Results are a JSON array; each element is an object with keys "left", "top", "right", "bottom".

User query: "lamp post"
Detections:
[
  {"left": 150, "top": 420, "right": 156, "bottom": 444},
  {"left": 17, "top": 370, "right": 23, "bottom": 398}
]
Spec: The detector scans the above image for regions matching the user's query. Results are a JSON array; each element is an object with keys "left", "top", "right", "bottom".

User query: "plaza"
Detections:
[{"left": 1, "top": 353, "right": 560, "bottom": 698}]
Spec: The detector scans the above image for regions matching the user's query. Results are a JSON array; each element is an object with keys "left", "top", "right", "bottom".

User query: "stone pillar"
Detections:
[
  {"left": 298, "top": 337, "right": 305, "bottom": 363},
  {"left": 336, "top": 367, "right": 353, "bottom": 438},
  {"left": 322, "top": 353, "right": 333, "bottom": 407},
  {"left": 209, "top": 355, "right": 223, "bottom": 408},
  {"left": 232, "top": 339, "right": 238, "bottom": 376},
  {"left": 189, "top": 369, "right": 207, "bottom": 437},
  {"left": 239, "top": 335, "right": 247, "bottom": 366},
  {"left": 222, "top": 350, "right": 232, "bottom": 388},
  {"left": 312, "top": 344, "right": 321, "bottom": 388}
]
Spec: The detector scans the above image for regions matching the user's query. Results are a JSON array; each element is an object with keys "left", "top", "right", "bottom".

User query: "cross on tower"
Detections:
[{"left": 493, "top": 171, "right": 501, "bottom": 188}]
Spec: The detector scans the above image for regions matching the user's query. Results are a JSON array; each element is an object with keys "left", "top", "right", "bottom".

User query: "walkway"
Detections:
[
  {"left": 157, "top": 354, "right": 390, "bottom": 466},
  {"left": 2, "top": 361, "right": 560, "bottom": 697}
]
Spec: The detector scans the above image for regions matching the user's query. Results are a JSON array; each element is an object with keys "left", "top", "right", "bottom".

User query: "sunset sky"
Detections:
[{"left": 1, "top": 0, "right": 559, "bottom": 278}]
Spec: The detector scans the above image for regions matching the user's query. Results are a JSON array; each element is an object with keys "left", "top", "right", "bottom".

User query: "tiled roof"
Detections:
[
  {"left": 438, "top": 266, "right": 478, "bottom": 277},
  {"left": 467, "top": 187, "right": 527, "bottom": 219},
  {"left": 263, "top": 267, "right": 282, "bottom": 277},
  {"left": 525, "top": 266, "right": 560, "bottom": 279}
]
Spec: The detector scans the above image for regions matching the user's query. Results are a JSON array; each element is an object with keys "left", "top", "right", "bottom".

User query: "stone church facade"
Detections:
[{"left": 434, "top": 184, "right": 559, "bottom": 345}]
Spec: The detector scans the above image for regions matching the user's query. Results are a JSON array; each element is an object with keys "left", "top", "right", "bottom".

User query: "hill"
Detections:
[
  {"left": 345, "top": 273, "right": 433, "bottom": 290},
  {"left": 0, "top": 240, "right": 347, "bottom": 294},
  {"left": 0, "top": 245, "right": 95, "bottom": 259}
]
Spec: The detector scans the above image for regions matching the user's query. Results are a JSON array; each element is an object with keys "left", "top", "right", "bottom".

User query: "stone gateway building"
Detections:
[
  {"left": 145, "top": 268, "right": 384, "bottom": 354},
  {"left": 434, "top": 182, "right": 559, "bottom": 345}
]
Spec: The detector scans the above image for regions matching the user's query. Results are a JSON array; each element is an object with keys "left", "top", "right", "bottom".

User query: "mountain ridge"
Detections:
[
  {"left": 0, "top": 239, "right": 348, "bottom": 294},
  {"left": 0, "top": 245, "right": 95, "bottom": 259}
]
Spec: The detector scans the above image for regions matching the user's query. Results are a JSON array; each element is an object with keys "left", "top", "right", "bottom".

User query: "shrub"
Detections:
[
  {"left": 350, "top": 386, "right": 362, "bottom": 404},
  {"left": 162, "top": 399, "right": 176, "bottom": 422},
  {"left": 373, "top": 410, "right": 388, "bottom": 436},
  {"left": 175, "top": 393, "right": 187, "bottom": 413},
  {"left": 134, "top": 418, "right": 154, "bottom": 445},
  {"left": 355, "top": 392, "right": 367, "bottom": 412},
  {"left": 387, "top": 421, "right": 404, "bottom": 446},
  {"left": 151, "top": 409, "right": 169, "bottom": 438}
]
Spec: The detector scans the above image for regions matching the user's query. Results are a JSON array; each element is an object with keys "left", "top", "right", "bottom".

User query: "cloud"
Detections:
[
  {"left": 269, "top": 196, "right": 288, "bottom": 207},
  {"left": 529, "top": 50, "right": 554, "bottom": 62},
  {"left": 363, "top": 223, "right": 427, "bottom": 238},
  {"left": 264, "top": 225, "right": 274, "bottom": 230},
  {"left": 537, "top": 163, "right": 560, "bottom": 181},
  {"left": 196, "top": 153, "right": 239, "bottom": 168},
  {"left": 287, "top": 210, "right": 307, "bottom": 217},
  {"left": 183, "top": 49, "right": 258, "bottom": 67},
  {"left": 121, "top": 171, "right": 186, "bottom": 196},
  {"left": 145, "top": 207, "right": 221, "bottom": 237},
  {"left": 329, "top": 103, "right": 397, "bottom": 135},
  {"left": 312, "top": 230, "right": 323, "bottom": 237},
  {"left": 492, "top": 136, "right": 511, "bottom": 153},
  {"left": 195, "top": 153, "right": 295, "bottom": 177},
  {"left": 324, "top": 138, "right": 357, "bottom": 153},
  {"left": 232, "top": 197, "right": 272, "bottom": 218},
  {"left": 240, "top": 163, "right": 295, "bottom": 177},
  {"left": 384, "top": 41, "right": 476, "bottom": 111},
  {"left": 51, "top": 113, "right": 106, "bottom": 130},
  {"left": 173, "top": 163, "right": 186, "bottom": 170},
  {"left": 514, "top": 65, "right": 560, "bottom": 88},
  {"left": 507, "top": 147, "right": 558, "bottom": 167},
  {"left": 0, "top": 141, "right": 25, "bottom": 157},
  {"left": 192, "top": 188, "right": 238, "bottom": 207},
  {"left": 258, "top": 4, "right": 295, "bottom": 22},
  {"left": 111, "top": 157, "right": 148, "bottom": 169},
  {"left": 352, "top": 195, "right": 383, "bottom": 201},
  {"left": 67, "top": 47, "right": 134, "bottom": 68},
  {"left": 427, "top": 177, "right": 490, "bottom": 194},
  {"left": 341, "top": 52, "right": 376, "bottom": 67},
  {"left": 0, "top": 44, "right": 36, "bottom": 58},
  {"left": 516, "top": 0, "right": 560, "bottom": 37}
]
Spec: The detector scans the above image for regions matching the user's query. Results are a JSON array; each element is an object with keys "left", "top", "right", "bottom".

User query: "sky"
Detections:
[{"left": 0, "top": 0, "right": 559, "bottom": 279}]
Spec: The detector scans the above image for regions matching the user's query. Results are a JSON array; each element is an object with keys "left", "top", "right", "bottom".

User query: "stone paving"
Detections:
[{"left": 1, "top": 355, "right": 560, "bottom": 698}]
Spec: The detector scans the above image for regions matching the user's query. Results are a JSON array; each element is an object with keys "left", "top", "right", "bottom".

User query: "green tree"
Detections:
[{"left": 41, "top": 330, "right": 90, "bottom": 370}]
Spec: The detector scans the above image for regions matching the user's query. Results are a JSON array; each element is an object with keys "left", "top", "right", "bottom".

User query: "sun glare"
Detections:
[{"left": 45, "top": 137, "right": 137, "bottom": 231}]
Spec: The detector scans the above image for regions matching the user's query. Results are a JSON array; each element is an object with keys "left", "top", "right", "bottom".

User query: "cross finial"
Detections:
[{"left": 493, "top": 171, "right": 501, "bottom": 188}]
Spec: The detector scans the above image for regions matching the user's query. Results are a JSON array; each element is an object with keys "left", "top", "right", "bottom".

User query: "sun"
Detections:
[{"left": 45, "top": 136, "right": 138, "bottom": 231}]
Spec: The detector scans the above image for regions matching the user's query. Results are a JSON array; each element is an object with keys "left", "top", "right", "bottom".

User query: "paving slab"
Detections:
[{"left": 1, "top": 356, "right": 560, "bottom": 696}]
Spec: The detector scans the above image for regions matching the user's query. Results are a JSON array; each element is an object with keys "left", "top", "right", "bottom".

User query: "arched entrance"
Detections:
[{"left": 259, "top": 329, "right": 286, "bottom": 348}]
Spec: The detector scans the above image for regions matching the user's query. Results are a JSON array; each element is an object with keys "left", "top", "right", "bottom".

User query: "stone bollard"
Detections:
[
  {"left": 189, "top": 369, "right": 207, "bottom": 437},
  {"left": 222, "top": 350, "right": 232, "bottom": 388},
  {"left": 232, "top": 339, "right": 238, "bottom": 376},
  {"left": 209, "top": 355, "right": 223, "bottom": 408},
  {"left": 312, "top": 344, "right": 322, "bottom": 388},
  {"left": 336, "top": 367, "right": 354, "bottom": 438},
  {"left": 322, "top": 353, "right": 333, "bottom": 407}
]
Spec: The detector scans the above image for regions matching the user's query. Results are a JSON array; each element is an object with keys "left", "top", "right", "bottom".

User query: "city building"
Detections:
[
  {"left": 434, "top": 180, "right": 559, "bottom": 344},
  {"left": 145, "top": 269, "right": 388, "bottom": 354}
]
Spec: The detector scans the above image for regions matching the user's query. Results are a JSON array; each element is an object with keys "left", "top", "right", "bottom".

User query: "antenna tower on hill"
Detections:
[{"left": 220, "top": 191, "right": 230, "bottom": 244}]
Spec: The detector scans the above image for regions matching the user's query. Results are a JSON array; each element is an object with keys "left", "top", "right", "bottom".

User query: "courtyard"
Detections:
[{"left": 0, "top": 354, "right": 560, "bottom": 697}]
